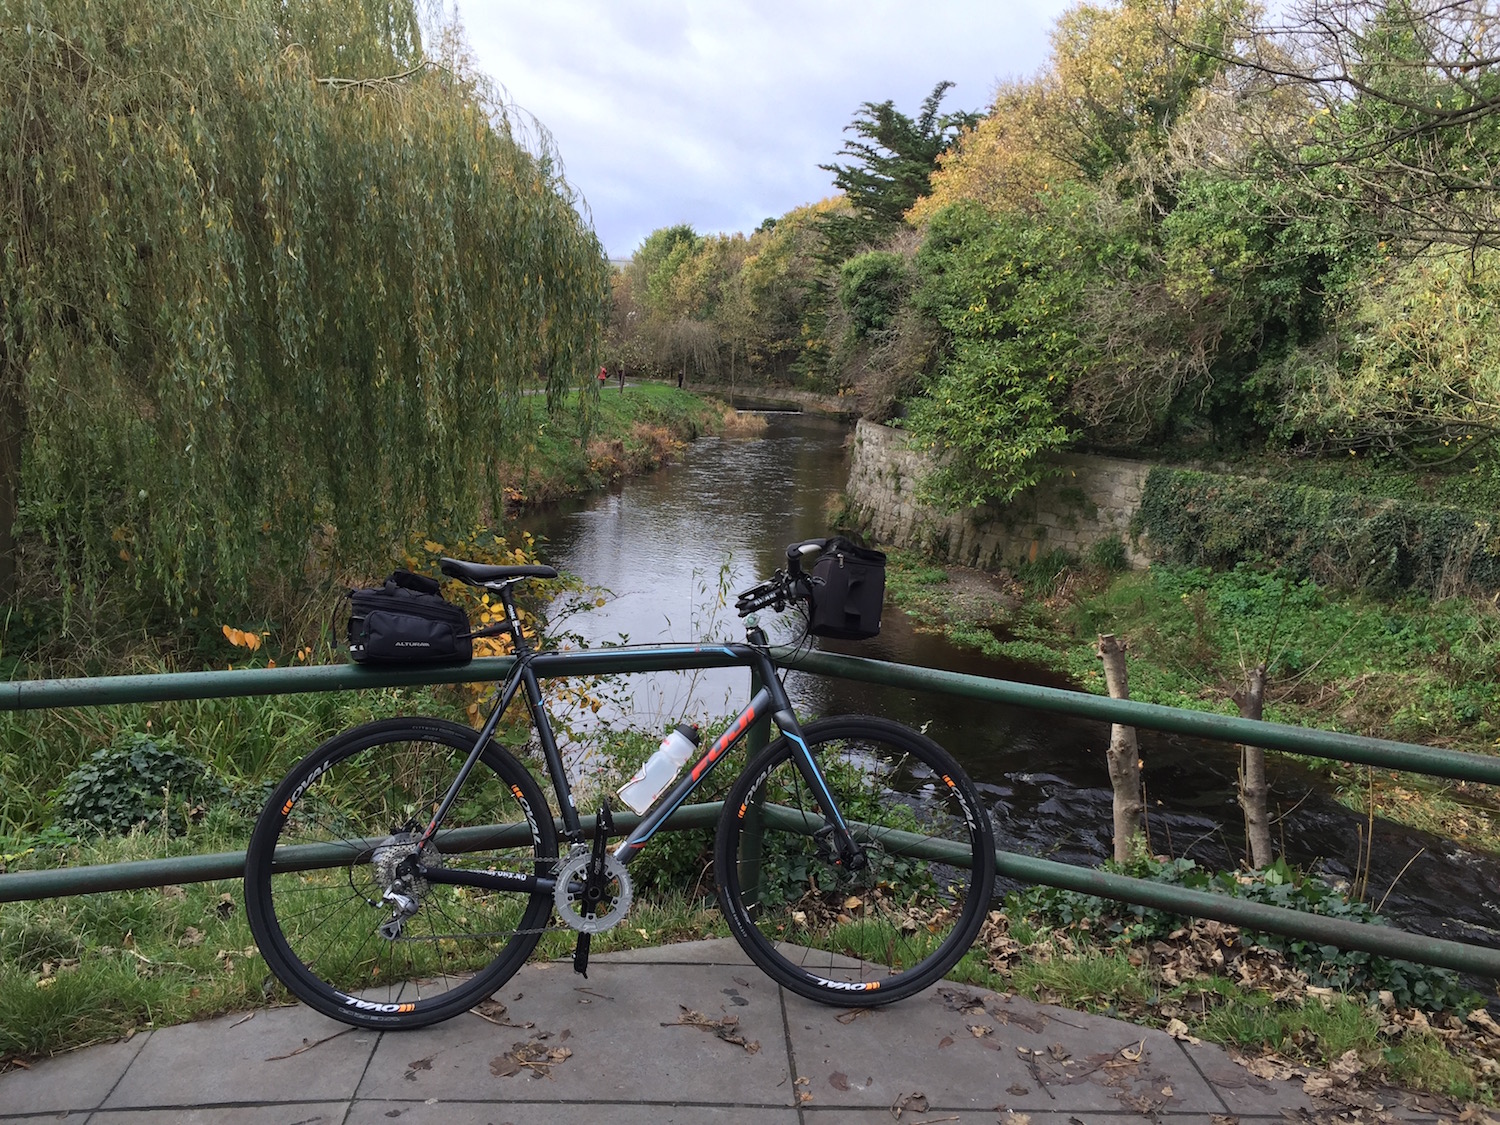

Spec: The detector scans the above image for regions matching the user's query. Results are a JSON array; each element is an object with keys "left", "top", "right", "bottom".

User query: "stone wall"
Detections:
[{"left": 844, "top": 420, "right": 1154, "bottom": 569}]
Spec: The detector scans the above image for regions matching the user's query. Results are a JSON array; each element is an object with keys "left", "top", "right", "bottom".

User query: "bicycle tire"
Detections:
[
  {"left": 715, "top": 715, "right": 995, "bottom": 1005},
  {"left": 245, "top": 717, "right": 557, "bottom": 1030}
]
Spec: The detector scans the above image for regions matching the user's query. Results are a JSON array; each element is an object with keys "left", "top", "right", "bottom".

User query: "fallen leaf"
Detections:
[
  {"left": 830, "top": 1071, "right": 850, "bottom": 1091},
  {"left": 1007, "top": 1082, "right": 1030, "bottom": 1096},
  {"left": 1119, "top": 1039, "right": 1145, "bottom": 1062},
  {"left": 890, "top": 1090, "right": 928, "bottom": 1118},
  {"left": 179, "top": 927, "right": 205, "bottom": 948},
  {"left": 1003, "top": 1113, "right": 1031, "bottom": 1125},
  {"left": 661, "top": 1006, "right": 760, "bottom": 1054},
  {"left": 969, "top": 1024, "right": 992, "bottom": 1038},
  {"left": 938, "top": 1035, "right": 954, "bottom": 1049},
  {"left": 489, "top": 1042, "right": 572, "bottom": 1079},
  {"left": 1303, "top": 1073, "right": 1336, "bottom": 1097},
  {"left": 1468, "top": 1008, "right": 1500, "bottom": 1038},
  {"left": 1047, "top": 1042, "right": 1070, "bottom": 1061},
  {"left": 1164, "top": 1018, "right": 1201, "bottom": 1045},
  {"left": 404, "top": 1057, "right": 433, "bottom": 1081},
  {"left": 1330, "top": 1049, "right": 1362, "bottom": 1080}
]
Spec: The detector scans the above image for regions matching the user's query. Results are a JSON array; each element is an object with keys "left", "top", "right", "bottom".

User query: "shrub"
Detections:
[
  {"left": 1138, "top": 467, "right": 1500, "bottom": 597},
  {"left": 55, "top": 732, "right": 228, "bottom": 838},
  {"left": 837, "top": 251, "right": 909, "bottom": 339}
]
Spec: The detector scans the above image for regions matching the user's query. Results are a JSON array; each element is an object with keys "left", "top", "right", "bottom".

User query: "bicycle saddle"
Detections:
[{"left": 440, "top": 557, "right": 559, "bottom": 584}]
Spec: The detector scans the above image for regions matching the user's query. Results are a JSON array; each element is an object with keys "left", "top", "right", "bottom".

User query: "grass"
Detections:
[
  {"left": 952, "top": 909, "right": 1498, "bottom": 1106},
  {"left": 1, "top": 823, "right": 273, "bottom": 1058},
  {"left": 883, "top": 550, "right": 1500, "bottom": 855},
  {"left": 0, "top": 815, "right": 729, "bottom": 1062}
]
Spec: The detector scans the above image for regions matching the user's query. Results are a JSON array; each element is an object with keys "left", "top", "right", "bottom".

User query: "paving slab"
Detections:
[
  {"left": 589, "top": 938, "right": 754, "bottom": 966},
  {"left": 1176, "top": 1036, "right": 1317, "bottom": 1118},
  {"left": 805, "top": 1114, "right": 1240, "bottom": 1125},
  {"left": 355, "top": 958, "right": 794, "bottom": 1107},
  {"left": 0, "top": 1031, "right": 148, "bottom": 1115},
  {"left": 88, "top": 1103, "right": 351, "bottom": 1124},
  {"left": 3, "top": 941, "right": 1479, "bottom": 1125},
  {"left": 783, "top": 982, "right": 1223, "bottom": 1118},
  {"left": 344, "top": 1101, "right": 799, "bottom": 1124},
  {"left": 101, "top": 1004, "right": 379, "bottom": 1110}
]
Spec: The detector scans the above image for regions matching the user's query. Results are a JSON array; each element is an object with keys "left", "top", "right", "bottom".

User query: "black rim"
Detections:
[
  {"left": 246, "top": 719, "right": 556, "bottom": 1025},
  {"left": 717, "top": 717, "right": 995, "bottom": 1004}
]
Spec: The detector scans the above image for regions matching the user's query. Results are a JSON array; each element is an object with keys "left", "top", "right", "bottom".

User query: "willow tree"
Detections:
[{"left": 0, "top": 0, "right": 608, "bottom": 621}]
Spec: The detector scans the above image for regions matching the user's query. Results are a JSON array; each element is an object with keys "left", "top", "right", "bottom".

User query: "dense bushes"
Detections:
[{"left": 1138, "top": 467, "right": 1500, "bottom": 597}]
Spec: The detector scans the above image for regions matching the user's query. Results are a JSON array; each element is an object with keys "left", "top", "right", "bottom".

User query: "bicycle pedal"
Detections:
[{"left": 572, "top": 932, "right": 591, "bottom": 978}]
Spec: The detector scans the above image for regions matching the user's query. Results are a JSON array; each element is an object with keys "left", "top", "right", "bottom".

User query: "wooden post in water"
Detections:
[
  {"left": 1096, "top": 633, "right": 1144, "bottom": 863},
  {"left": 1235, "top": 663, "right": 1273, "bottom": 869}
]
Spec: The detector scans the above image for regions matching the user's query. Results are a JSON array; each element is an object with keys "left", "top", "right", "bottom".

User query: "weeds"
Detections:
[{"left": 883, "top": 551, "right": 1500, "bottom": 854}]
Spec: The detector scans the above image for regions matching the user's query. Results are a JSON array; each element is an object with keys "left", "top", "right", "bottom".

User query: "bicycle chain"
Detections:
[{"left": 379, "top": 849, "right": 595, "bottom": 944}]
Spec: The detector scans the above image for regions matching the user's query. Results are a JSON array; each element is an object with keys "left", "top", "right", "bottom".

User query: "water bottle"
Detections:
[{"left": 617, "top": 724, "right": 701, "bottom": 814}]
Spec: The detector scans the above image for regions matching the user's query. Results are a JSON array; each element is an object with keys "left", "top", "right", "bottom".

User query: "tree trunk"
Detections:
[
  {"left": 0, "top": 334, "right": 21, "bottom": 604},
  {"left": 1234, "top": 663, "right": 1273, "bottom": 869},
  {"left": 1096, "top": 633, "right": 1144, "bottom": 862}
]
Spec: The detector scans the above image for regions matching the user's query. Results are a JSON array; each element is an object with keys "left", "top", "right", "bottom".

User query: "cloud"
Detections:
[{"left": 456, "top": 0, "right": 1073, "bottom": 256}]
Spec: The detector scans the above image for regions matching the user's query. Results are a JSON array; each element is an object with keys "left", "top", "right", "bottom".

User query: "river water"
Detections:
[{"left": 515, "top": 411, "right": 1500, "bottom": 962}]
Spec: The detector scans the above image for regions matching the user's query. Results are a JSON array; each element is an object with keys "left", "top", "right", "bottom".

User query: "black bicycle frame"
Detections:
[{"left": 412, "top": 633, "right": 856, "bottom": 897}]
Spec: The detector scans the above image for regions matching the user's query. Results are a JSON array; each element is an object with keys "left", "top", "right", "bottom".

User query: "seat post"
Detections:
[{"left": 496, "top": 583, "right": 532, "bottom": 656}]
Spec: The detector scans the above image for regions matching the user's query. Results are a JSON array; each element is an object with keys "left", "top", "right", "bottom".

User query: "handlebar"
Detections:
[{"left": 734, "top": 567, "right": 811, "bottom": 618}]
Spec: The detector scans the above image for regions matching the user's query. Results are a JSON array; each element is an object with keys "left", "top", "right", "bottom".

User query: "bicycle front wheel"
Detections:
[
  {"left": 245, "top": 717, "right": 557, "bottom": 1029},
  {"left": 715, "top": 715, "right": 995, "bottom": 1005}
]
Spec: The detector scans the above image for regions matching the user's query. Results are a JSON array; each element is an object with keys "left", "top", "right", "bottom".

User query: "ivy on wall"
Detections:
[{"left": 1137, "top": 468, "right": 1500, "bottom": 597}]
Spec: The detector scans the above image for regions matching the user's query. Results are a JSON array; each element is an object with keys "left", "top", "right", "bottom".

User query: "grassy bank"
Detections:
[
  {"left": 884, "top": 549, "right": 1500, "bottom": 853},
  {"left": 499, "top": 382, "right": 761, "bottom": 506}
]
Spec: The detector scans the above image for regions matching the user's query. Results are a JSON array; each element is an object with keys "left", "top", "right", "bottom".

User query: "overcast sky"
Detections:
[{"left": 453, "top": 1, "right": 1076, "bottom": 259}]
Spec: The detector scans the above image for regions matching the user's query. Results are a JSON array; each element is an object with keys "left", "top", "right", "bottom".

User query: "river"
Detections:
[{"left": 514, "top": 410, "right": 1500, "bottom": 963}]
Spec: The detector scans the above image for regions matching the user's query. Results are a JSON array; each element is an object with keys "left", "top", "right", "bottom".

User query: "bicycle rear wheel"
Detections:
[
  {"left": 715, "top": 715, "right": 995, "bottom": 1005},
  {"left": 245, "top": 717, "right": 557, "bottom": 1029}
]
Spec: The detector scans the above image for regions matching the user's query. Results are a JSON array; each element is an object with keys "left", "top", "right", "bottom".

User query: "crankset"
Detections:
[{"left": 555, "top": 804, "right": 634, "bottom": 977}]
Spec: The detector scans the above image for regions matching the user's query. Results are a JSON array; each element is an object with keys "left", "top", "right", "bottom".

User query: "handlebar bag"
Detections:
[
  {"left": 347, "top": 570, "right": 473, "bottom": 665},
  {"left": 808, "top": 538, "right": 886, "bottom": 640}
]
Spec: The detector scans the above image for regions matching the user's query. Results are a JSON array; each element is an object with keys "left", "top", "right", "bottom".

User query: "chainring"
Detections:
[{"left": 552, "top": 847, "right": 633, "bottom": 934}]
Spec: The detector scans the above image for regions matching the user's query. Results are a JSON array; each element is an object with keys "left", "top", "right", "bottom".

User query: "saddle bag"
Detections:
[
  {"left": 347, "top": 570, "right": 473, "bottom": 665},
  {"left": 807, "top": 537, "right": 886, "bottom": 641}
]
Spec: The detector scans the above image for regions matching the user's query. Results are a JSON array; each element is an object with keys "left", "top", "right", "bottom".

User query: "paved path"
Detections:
[{"left": 0, "top": 940, "right": 1469, "bottom": 1124}]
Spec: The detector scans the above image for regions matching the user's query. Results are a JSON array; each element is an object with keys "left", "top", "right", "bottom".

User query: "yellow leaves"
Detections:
[{"left": 221, "top": 625, "right": 265, "bottom": 651}]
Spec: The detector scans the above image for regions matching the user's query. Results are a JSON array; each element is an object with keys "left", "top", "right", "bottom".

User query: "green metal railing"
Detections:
[{"left": 2, "top": 649, "right": 1498, "bottom": 980}]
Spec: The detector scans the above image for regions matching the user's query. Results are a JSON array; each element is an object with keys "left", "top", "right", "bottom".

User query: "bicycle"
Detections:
[{"left": 244, "top": 538, "right": 997, "bottom": 1029}]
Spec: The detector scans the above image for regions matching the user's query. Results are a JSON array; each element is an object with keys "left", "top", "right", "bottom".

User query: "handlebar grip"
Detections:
[{"left": 784, "top": 537, "right": 828, "bottom": 576}]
